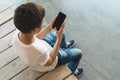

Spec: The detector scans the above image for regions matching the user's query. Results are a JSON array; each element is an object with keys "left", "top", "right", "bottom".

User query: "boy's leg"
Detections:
[
  {"left": 43, "top": 31, "right": 67, "bottom": 48},
  {"left": 57, "top": 48, "right": 82, "bottom": 73}
]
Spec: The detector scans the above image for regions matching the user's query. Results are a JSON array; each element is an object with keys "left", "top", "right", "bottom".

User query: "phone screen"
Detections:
[{"left": 53, "top": 12, "right": 66, "bottom": 30}]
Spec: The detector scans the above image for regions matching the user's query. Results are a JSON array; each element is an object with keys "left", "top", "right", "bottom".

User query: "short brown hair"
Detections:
[{"left": 14, "top": 2, "right": 45, "bottom": 34}]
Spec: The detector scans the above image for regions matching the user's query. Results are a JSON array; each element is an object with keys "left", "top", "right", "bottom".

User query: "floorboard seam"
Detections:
[
  {"left": 0, "top": 17, "right": 13, "bottom": 26},
  {"left": 0, "top": 5, "right": 13, "bottom": 13},
  {"left": 0, "top": 29, "right": 16, "bottom": 39},
  {"left": 9, "top": 66, "right": 29, "bottom": 80},
  {"left": 0, "top": 56, "right": 19, "bottom": 69},
  {"left": 35, "top": 72, "right": 49, "bottom": 80},
  {"left": 0, "top": 45, "right": 13, "bottom": 54}
]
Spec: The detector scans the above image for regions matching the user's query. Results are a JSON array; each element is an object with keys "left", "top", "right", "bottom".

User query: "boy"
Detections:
[{"left": 12, "top": 2, "right": 83, "bottom": 77}]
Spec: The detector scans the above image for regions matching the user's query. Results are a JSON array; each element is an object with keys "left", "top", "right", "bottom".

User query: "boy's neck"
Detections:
[{"left": 18, "top": 32, "right": 35, "bottom": 45}]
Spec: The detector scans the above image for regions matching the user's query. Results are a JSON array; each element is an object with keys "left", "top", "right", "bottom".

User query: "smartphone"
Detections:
[{"left": 53, "top": 12, "right": 66, "bottom": 31}]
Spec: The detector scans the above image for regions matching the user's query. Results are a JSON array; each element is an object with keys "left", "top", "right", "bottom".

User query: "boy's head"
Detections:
[{"left": 14, "top": 2, "right": 45, "bottom": 34}]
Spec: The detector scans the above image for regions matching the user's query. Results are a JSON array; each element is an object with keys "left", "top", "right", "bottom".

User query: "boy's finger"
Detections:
[
  {"left": 54, "top": 22, "right": 65, "bottom": 32},
  {"left": 59, "top": 23, "right": 65, "bottom": 31},
  {"left": 54, "top": 27, "right": 58, "bottom": 32}
]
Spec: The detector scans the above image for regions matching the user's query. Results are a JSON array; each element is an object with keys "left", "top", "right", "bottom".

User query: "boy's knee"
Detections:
[
  {"left": 79, "top": 51, "right": 82, "bottom": 58},
  {"left": 72, "top": 48, "right": 82, "bottom": 59},
  {"left": 76, "top": 48, "right": 83, "bottom": 58}
]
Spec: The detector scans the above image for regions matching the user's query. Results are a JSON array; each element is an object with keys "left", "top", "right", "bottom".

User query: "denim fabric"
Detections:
[
  {"left": 43, "top": 31, "right": 82, "bottom": 73},
  {"left": 43, "top": 31, "right": 67, "bottom": 48}
]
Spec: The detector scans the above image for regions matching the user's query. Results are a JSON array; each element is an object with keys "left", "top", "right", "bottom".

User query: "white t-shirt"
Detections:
[{"left": 12, "top": 30, "right": 58, "bottom": 72}]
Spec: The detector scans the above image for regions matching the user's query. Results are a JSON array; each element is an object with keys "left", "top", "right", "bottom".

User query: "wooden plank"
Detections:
[
  {"left": 65, "top": 74, "right": 78, "bottom": 80},
  {"left": 38, "top": 65, "right": 72, "bottom": 80},
  {"left": 0, "top": 19, "right": 47, "bottom": 39},
  {"left": 11, "top": 68, "right": 45, "bottom": 80},
  {"left": 0, "top": 4, "right": 13, "bottom": 13},
  {"left": 0, "top": 6, "right": 15, "bottom": 26},
  {"left": 0, "top": 47, "right": 18, "bottom": 69},
  {"left": 0, "top": 57, "right": 28, "bottom": 80},
  {"left": 0, "top": 0, "right": 18, "bottom": 13},
  {"left": 0, "top": 19, "right": 15, "bottom": 39},
  {"left": 0, "top": 20, "right": 48, "bottom": 53},
  {"left": 0, "top": 31, "right": 14, "bottom": 53}
]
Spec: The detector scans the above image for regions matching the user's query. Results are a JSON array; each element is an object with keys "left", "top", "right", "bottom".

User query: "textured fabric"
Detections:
[
  {"left": 43, "top": 31, "right": 82, "bottom": 73},
  {"left": 12, "top": 30, "right": 58, "bottom": 72}
]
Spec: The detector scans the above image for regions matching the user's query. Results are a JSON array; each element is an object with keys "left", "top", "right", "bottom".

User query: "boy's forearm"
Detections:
[
  {"left": 36, "top": 25, "right": 51, "bottom": 39},
  {"left": 50, "top": 38, "right": 61, "bottom": 60},
  {"left": 36, "top": 17, "right": 56, "bottom": 39},
  {"left": 45, "top": 38, "right": 61, "bottom": 66}
]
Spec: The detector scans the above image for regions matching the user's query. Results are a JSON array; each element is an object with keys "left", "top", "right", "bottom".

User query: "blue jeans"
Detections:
[{"left": 43, "top": 31, "right": 82, "bottom": 73}]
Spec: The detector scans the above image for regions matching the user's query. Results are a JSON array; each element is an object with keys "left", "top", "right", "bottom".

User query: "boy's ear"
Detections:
[{"left": 33, "top": 28, "right": 38, "bottom": 34}]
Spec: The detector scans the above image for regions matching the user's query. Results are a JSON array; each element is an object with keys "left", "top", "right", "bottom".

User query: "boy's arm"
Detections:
[
  {"left": 45, "top": 37, "right": 61, "bottom": 66},
  {"left": 36, "top": 25, "right": 52, "bottom": 39},
  {"left": 45, "top": 23, "right": 65, "bottom": 66},
  {"left": 36, "top": 17, "right": 56, "bottom": 39}
]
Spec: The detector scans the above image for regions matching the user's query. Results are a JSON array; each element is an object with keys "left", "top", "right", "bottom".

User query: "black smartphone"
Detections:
[{"left": 53, "top": 12, "right": 66, "bottom": 31}]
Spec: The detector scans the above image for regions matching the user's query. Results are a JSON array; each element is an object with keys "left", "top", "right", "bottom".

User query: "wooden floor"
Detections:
[
  {"left": 1, "top": 0, "right": 120, "bottom": 80},
  {"left": 0, "top": 0, "right": 77, "bottom": 80}
]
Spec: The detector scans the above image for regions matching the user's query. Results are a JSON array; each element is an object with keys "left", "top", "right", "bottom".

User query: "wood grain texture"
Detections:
[
  {"left": 0, "top": 58, "right": 27, "bottom": 80},
  {"left": 11, "top": 68, "right": 45, "bottom": 80},
  {"left": 0, "top": 6, "right": 15, "bottom": 26},
  {"left": 0, "top": 32, "right": 14, "bottom": 53},
  {"left": 0, "top": 47, "right": 18, "bottom": 69},
  {"left": 65, "top": 74, "right": 78, "bottom": 80},
  {"left": 38, "top": 65, "right": 72, "bottom": 80},
  {"left": 0, "top": 19, "right": 15, "bottom": 38}
]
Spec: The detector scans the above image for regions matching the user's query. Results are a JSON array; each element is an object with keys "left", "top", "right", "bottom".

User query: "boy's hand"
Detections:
[
  {"left": 47, "top": 17, "right": 57, "bottom": 31},
  {"left": 55, "top": 22, "right": 65, "bottom": 39}
]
